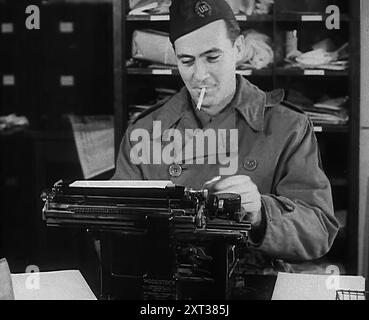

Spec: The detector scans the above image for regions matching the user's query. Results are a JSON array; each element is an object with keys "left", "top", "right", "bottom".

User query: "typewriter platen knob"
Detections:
[
  {"left": 184, "top": 187, "right": 209, "bottom": 201},
  {"left": 207, "top": 193, "right": 241, "bottom": 220},
  {"left": 220, "top": 193, "right": 241, "bottom": 216}
]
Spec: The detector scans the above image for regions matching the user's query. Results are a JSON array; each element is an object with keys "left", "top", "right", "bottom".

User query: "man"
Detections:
[{"left": 112, "top": 0, "right": 339, "bottom": 272}]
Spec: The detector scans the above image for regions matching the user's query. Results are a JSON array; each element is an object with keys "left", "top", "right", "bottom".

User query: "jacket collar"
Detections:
[
  {"left": 154, "top": 87, "right": 189, "bottom": 135},
  {"left": 233, "top": 75, "right": 266, "bottom": 132},
  {"left": 157, "top": 74, "right": 284, "bottom": 133}
]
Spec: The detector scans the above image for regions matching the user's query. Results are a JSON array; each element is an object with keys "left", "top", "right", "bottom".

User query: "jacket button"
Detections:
[
  {"left": 169, "top": 164, "right": 182, "bottom": 177},
  {"left": 244, "top": 159, "right": 258, "bottom": 171}
]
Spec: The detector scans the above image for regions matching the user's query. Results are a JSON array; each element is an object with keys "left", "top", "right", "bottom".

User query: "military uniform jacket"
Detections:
[{"left": 113, "top": 75, "right": 339, "bottom": 266}]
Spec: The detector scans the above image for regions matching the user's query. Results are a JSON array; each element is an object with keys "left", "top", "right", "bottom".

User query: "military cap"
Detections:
[{"left": 169, "top": 0, "right": 238, "bottom": 44}]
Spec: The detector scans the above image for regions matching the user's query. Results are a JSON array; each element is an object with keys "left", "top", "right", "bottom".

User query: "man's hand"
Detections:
[{"left": 204, "top": 175, "right": 262, "bottom": 228}]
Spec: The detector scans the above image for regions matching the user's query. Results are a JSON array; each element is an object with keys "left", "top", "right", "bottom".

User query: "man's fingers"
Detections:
[
  {"left": 203, "top": 176, "right": 221, "bottom": 189},
  {"left": 212, "top": 175, "right": 252, "bottom": 191},
  {"left": 214, "top": 187, "right": 245, "bottom": 197},
  {"left": 242, "top": 202, "right": 261, "bottom": 213},
  {"left": 213, "top": 183, "right": 256, "bottom": 195},
  {"left": 207, "top": 175, "right": 261, "bottom": 215}
]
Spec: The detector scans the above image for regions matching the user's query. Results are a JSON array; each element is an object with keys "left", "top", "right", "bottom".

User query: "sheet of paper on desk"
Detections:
[
  {"left": 11, "top": 270, "right": 97, "bottom": 300},
  {"left": 272, "top": 272, "right": 365, "bottom": 300}
]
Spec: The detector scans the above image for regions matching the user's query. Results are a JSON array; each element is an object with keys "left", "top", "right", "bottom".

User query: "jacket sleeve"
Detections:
[
  {"left": 111, "top": 127, "right": 143, "bottom": 180},
  {"left": 249, "top": 117, "right": 339, "bottom": 261}
]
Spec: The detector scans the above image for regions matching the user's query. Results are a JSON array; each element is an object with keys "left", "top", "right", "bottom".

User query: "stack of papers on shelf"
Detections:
[
  {"left": 286, "top": 90, "right": 349, "bottom": 125},
  {"left": 148, "top": 63, "right": 178, "bottom": 69},
  {"left": 284, "top": 60, "right": 348, "bottom": 71},
  {"left": 68, "top": 114, "right": 115, "bottom": 179},
  {"left": 228, "top": 0, "right": 274, "bottom": 15},
  {"left": 306, "top": 96, "right": 349, "bottom": 125},
  {"left": 128, "top": 0, "right": 171, "bottom": 15},
  {"left": 314, "top": 96, "right": 349, "bottom": 111},
  {"left": 253, "top": 0, "right": 274, "bottom": 15},
  {"left": 129, "top": 2, "right": 159, "bottom": 15},
  {"left": 305, "top": 112, "right": 348, "bottom": 125},
  {"left": 285, "top": 41, "right": 349, "bottom": 71},
  {"left": 238, "top": 30, "right": 274, "bottom": 70},
  {"left": 132, "top": 29, "right": 177, "bottom": 66},
  {"left": 0, "top": 113, "right": 29, "bottom": 132}
]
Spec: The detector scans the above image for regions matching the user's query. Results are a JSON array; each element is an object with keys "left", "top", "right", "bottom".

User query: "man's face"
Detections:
[{"left": 174, "top": 20, "right": 242, "bottom": 111}]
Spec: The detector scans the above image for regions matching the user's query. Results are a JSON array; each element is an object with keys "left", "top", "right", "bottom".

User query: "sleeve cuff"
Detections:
[{"left": 248, "top": 201, "right": 267, "bottom": 247}]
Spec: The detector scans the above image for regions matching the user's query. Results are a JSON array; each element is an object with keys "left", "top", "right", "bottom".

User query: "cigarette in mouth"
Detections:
[{"left": 196, "top": 87, "right": 206, "bottom": 111}]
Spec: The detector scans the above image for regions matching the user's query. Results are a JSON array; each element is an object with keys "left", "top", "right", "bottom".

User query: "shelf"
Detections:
[
  {"left": 115, "top": 0, "right": 361, "bottom": 276},
  {"left": 236, "top": 69, "right": 273, "bottom": 76},
  {"left": 127, "top": 67, "right": 273, "bottom": 76},
  {"left": 127, "top": 67, "right": 179, "bottom": 75},
  {"left": 126, "top": 14, "right": 170, "bottom": 21},
  {"left": 275, "top": 13, "right": 350, "bottom": 22},
  {"left": 127, "top": 67, "right": 348, "bottom": 77},
  {"left": 126, "top": 14, "right": 273, "bottom": 22},
  {"left": 276, "top": 67, "right": 348, "bottom": 77},
  {"left": 329, "top": 177, "right": 348, "bottom": 187},
  {"left": 126, "top": 13, "right": 349, "bottom": 22},
  {"left": 313, "top": 125, "right": 349, "bottom": 133},
  {"left": 235, "top": 14, "right": 273, "bottom": 22}
]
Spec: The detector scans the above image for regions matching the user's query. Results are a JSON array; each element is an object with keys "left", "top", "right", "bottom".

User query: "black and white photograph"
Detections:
[{"left": 0, "top": 0, "right": 368, "bottom": 305}]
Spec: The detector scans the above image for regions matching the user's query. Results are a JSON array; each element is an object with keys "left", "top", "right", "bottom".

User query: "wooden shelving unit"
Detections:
[{"left": 112, "top": 0, "right": 361, "bottom": 274}]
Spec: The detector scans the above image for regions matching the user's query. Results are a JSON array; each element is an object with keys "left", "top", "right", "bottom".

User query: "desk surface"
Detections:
[{"left": 9, "top": 270, "right": 366, "bottom": 300}]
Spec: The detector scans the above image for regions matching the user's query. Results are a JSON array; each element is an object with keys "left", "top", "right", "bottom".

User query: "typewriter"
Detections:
[{"left": 42, "top": 180, "right": 251, "bottom": 300}]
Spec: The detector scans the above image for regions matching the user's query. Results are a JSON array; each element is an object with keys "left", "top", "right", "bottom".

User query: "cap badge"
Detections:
[{"left": 195, "top": 1, "right": 212, "bottom": 18}]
